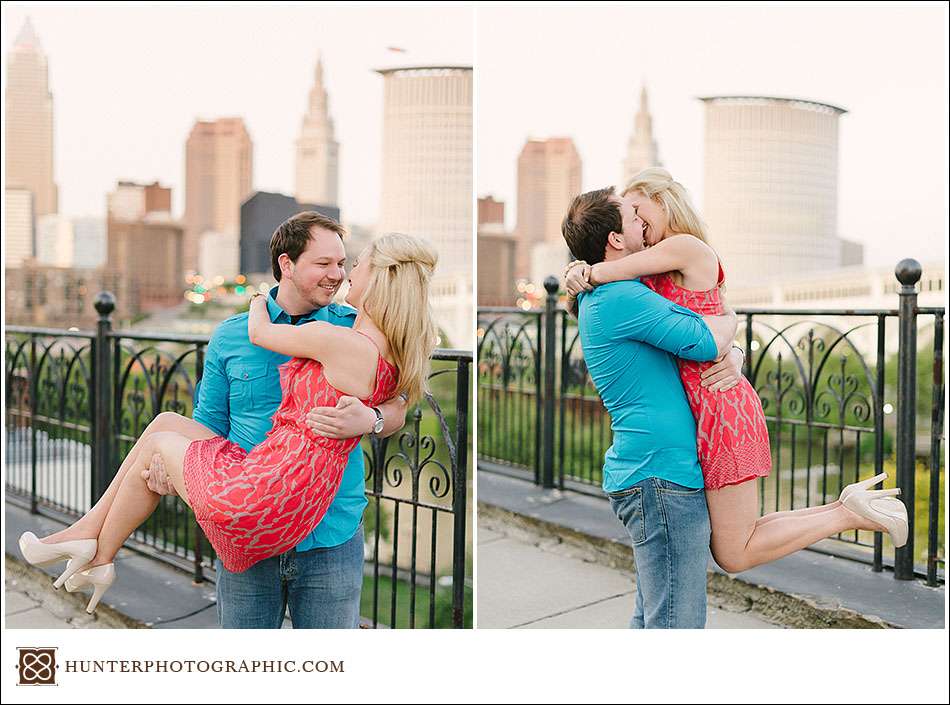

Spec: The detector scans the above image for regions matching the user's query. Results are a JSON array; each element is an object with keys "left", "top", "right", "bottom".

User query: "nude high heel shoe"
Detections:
[
  {"left": 842, "top": 488, "right": 908, "bottom": 548},
  {"left": 839, "top": 472, "right": 891, "bottom": 503},
  {"left": 17, "top": 532, "right": 97, "bottom": 589},
  {"left": 64, "top": 564, "right": 116, "bottom": 614}
]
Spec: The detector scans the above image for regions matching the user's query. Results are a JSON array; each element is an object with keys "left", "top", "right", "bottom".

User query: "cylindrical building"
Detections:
[
  {"left": 700, "top": 96, "right": 847, "bottom": 285},
  {"left": 376, "top": 65, "right": 473, "bottom": 349},
  {"left": 376, "top": 65, "right": 473, "bottom": 277}
]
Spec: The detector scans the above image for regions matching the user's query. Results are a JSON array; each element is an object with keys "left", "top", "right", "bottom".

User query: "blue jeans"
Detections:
[
  {"left": 608, "top": 477, "right": 711, "bottom": 629},
  {"left": 215, "top": 524, "right": 364, "bottom": 629}
]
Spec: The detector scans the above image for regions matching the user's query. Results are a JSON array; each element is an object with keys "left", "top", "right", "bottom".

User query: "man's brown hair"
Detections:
[
  {"left": 560, "top": 187, "right": 622, "bottom": 266},
  {"left": 269, "top": 211, "right": 346, "bottom": 281}
]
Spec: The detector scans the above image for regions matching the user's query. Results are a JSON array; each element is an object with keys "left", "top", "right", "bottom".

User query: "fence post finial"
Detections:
[{"left": 94, "top": 291, "right": 116, "bottom": 319}]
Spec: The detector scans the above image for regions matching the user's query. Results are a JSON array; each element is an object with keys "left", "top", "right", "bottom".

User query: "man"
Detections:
[
  {"left": 145, "top": 211, "right": 406, "bottom": 628},
  {"left": 561, "top": 187, "right": 742, "bottom": 628}
]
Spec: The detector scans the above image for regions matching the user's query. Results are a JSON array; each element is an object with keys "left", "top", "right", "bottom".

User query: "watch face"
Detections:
[{"left": 373, "top": 418, "right": 385, "bottom": 434}]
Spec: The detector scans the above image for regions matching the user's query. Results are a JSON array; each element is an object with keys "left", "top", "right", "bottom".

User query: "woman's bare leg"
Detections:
[
  {"left": 754, "top": 502, "right": 842, "bottom": 526},
  {"left": 41, "top": 413, "right": 215, "bottom": 545},
  {"left": 88, "top": 431, "right": 194, "bottom": 568},
  {"left": 707, "top": 480, "right": 884, "bottom": 574}
]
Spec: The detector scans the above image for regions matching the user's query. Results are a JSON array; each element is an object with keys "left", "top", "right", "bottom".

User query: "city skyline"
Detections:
[
  {"left": 0, "top": 4, "right": 473, "bottom": 229},
  {"left": 477, "top": 4, "right": 948, "bottom": 269}
]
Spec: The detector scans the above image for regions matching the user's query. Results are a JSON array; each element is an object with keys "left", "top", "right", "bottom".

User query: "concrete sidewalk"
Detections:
[
  {"left": 5, "top": 556, "right": 130, "bottom": 629},
  {"left": 478, "top": 466, "right": 945, "bottom": 629},
  {"left": 477, "top": 521, "right": 780, "bottom": 629}
]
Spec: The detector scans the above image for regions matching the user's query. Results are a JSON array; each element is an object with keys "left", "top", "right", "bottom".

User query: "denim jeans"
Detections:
[
  {"left": 216, "top": 524, "right": 364, "bottom": 629},
  {"left": 608, "top": 477, "right": 711, "bottom": 629}
]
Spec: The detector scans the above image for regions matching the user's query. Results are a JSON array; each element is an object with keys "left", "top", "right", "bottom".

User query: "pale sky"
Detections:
[
  {"left": 477, "top": 3, "right": 949, "bottom": 269},
  {"left": 1, "top": 2, "right": 473, "bottom": 227}
]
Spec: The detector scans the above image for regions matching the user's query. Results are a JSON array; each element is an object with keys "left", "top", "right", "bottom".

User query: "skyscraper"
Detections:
[
  {"left": 377, "top": 65, "right": 473, "bottom": 349},
  {"left": 514, "top": 137, "right": 582, "bottom": 282},
  {"left": 621, "top": 84, "right": 660, "bottom": 187},
  {"left": 5, "top": 18, "right": 58, "bottom": 217},
  {"left": 701, "top": 96, "right": 847, "bottom": 284},
  {"left": 377, "top": 65, "right": 473, "bottom": 276},
  {"left": 184, "top": 118, "right": 253, "bottom": 273},
  {"left": 295, "top": 56, "right": 339, "bottom": 208}
]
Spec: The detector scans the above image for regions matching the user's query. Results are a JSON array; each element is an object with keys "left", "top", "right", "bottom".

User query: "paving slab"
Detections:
[
  {"left": 478, "top": 535, "right": 634, "bottom": 628},
  {"left": 5, "top": 589, "right": 39, "bottom": 616},
  {"left": 6, "top": 606, "right": 71, "bottom": 629},
  {"left": 477, "top": 527, "right": 505, "bottom": 545}
]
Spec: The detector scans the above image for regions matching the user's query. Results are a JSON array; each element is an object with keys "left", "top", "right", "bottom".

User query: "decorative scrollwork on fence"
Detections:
[
  {"left": 476, "top": 313, "right": 544, "bottom": 473},
  {"left": 4, "top": 333, "right": 94, "bottom": 514},
  {"left": 745, "top": 319, "right": 878, "bottom": 429},
  {"left": 4, "top": 337, "right": 31, "bottom": 432},
  {"left": 477, "top": 315, "right": 541, "bottom": 391},
  {"left": 364, "top": 367, "right": 459, "bottom": 508},
  {"left": 113, "top": 341, "right": 202, "bottom": 444}
]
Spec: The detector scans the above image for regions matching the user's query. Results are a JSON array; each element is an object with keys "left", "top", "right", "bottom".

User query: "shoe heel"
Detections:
[
  {"left": 839, "top": 472, "right": 889, "bottom": 503},
  {"left": 53, "top": 557, "right": 89, "bottom": 590},
  {"left": 864, "top": 472, "right": 888, "bottom": 488},
  {"left": 872, "top": 487, "right": 901, "bottom": 499},
  {"left": 86, "top": 584, "right": 108, "bottom": 614}
]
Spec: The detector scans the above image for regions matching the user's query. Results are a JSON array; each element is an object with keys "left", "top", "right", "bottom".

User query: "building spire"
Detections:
[
  {"left": 15, "top": 17, "right": 41, "bottom": 51},
  {"left": 621, "top": 81, "right": 661, "bottom": 186},
  {"left": 295, "top": 54, "right": 339, "bottom": 207},
  {"left": 314, "top": 52, "right": 324, "bottom": 86}
]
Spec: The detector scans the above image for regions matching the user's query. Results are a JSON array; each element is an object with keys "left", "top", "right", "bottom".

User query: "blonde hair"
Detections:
[
  {"left": 359, "top": 233, "right": 439, "bottom": 407},
  {"left": 622, "top": 167, "right": 711, "bottom": 244}
]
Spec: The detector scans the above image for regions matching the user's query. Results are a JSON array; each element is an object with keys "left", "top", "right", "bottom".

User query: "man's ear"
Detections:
[
  {"left": 606, "top": 230, "right": 625, "bottom": 252},
  {"left": 278, "top": 253, "right": 294, "bottom": 278}
]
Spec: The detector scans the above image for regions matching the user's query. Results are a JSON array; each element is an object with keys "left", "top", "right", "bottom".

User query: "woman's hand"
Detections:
[
  {"left": 249, "top": 292, "right": 267, "bottom": 311},
  {"left": 564, "top": 260, "right": 593, "bottom": 298},
  {"left": 247, "top": 293, "right": 269, "bottom": 344}
]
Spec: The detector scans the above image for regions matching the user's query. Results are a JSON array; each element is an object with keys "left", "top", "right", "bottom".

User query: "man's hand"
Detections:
[
  {"left": 142, "top": 453, "right": 178, "bottom": 496},
  {"left": 700, "top": 347, "right": 744, "bottom": 393},
  {"left": 306, "top": 396, "right": 375, "bottom": 439}
]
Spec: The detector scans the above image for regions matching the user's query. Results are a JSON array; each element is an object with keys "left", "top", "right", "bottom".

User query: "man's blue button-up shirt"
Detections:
[
  {"left": 577, "top": 280, "right": 719, "bottom": 494},
  {"left": 192, "top": 287, "right": 367, "bottom": 549}
]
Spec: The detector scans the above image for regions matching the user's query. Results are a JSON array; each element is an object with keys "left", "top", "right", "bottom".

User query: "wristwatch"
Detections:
[{"left": 370, "top": 406, "right": 385, "bottom": 435}]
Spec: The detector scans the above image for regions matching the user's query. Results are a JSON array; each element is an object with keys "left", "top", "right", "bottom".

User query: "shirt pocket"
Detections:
[{"left": 227, "top": 362, "right": 280, "bottom": 412}]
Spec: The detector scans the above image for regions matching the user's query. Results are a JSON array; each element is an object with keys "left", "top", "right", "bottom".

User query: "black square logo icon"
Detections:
[{"left": 17, "top": 647, "right": 57, "bottom": 686}]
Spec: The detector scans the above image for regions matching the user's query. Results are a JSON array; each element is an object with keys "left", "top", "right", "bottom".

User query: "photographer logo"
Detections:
[{"left": 17, "top": 647, "right": 58, "bottom": 686}]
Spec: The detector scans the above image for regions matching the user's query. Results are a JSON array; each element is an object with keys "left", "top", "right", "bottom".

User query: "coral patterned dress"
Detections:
[
  {"left": 642, "top": 264, "right": 771, "bottom": 490},
  {"left": 182, "top": 335, "right": 398, "bottom": 572}
]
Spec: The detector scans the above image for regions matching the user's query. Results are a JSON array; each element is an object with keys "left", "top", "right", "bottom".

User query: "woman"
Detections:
[
  {"left": 18, "top": 233, "right": 439, "bottom": 613},
  {"left": 564, "top": 168, "right": 908, "bottom": 574}
]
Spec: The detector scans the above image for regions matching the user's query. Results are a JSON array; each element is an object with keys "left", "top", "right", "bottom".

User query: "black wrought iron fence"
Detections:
[
  {"left": 477, "top": 259, "right": 944, "bottom": 586},
  {"left": 5, "top": 294, "right": 472, "bottom": 628}
]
